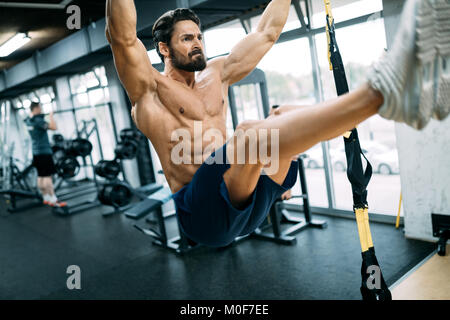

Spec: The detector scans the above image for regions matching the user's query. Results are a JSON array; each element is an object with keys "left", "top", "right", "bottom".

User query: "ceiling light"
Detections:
[{"left": 0, "top": 33, "right": 31, "bottom": 57}]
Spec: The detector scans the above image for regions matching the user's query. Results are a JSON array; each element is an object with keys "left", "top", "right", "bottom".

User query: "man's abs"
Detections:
[{"left": 133, "top": 73, "right": 229, "bottom": 193}]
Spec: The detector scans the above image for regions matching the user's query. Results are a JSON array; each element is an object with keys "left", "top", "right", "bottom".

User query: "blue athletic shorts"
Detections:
[{"left": 172, "top": 143, "right": 298, "bottom": 248}]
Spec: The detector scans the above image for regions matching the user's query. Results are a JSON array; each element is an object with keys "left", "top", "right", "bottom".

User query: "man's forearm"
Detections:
[
  {"left": 256, "top": 0, "right": 291, "bottom": 41},
  {"left": 48, "top": 114, "right": 57, "bottom": 130},
  {"left": 105, "top": 0, "right": 138, "bottom": 44}
]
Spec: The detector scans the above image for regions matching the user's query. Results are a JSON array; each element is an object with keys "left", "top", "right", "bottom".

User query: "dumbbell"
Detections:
[
  {"left": 66, "top": 138, "right": 93, "bottom": 157},
  {"left": 114, "top": 128, "right": 143, "bottom": 160},
  {"left": 120, "top": 128, "right": 143, "bottom": 142},
  {"left": 55, "top": 156, "right": 80, "bottom": 179},
  {"left": 94, "top": 160, "right": 121, "bottom": 181},
  {"left": 52, "top": 134, "right": 66, "bottom": 155},
  {"left": 114, "top": 141, "right": 138, "bottom": 160},
  {"left": 98, "top": 181, "right": 133, "bottom": 208}
]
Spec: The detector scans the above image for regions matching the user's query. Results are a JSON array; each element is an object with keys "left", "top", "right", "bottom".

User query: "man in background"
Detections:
[{"left": 25, "top": 102, "right": 66, "bottom": 207}]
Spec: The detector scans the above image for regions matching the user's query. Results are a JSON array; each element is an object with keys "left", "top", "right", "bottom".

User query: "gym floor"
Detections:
[
  {"left": 391, "top": 245, "right": 450, "bottom": 300},
  {"left": 0, "top": 193, "right": 435, "bottom": 300}
]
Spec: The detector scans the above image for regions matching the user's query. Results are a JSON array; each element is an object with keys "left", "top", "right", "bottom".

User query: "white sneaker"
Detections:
[
  {"left": 368, "top": 0, "right": 450, "bottom": 130},
  {"left": 42, "top": 194, "right": 51, "bottom": 205},
  {"left": 434, "top": 0, "right": 450, "bottom": 120}
]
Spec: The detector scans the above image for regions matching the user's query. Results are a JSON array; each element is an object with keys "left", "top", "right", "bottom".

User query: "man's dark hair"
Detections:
[
  {"left": 30, "top": 102, "right": 40, "bottom": 111},
  {"left": 152, "top": 8, "right": 201, "bottom": 62}
]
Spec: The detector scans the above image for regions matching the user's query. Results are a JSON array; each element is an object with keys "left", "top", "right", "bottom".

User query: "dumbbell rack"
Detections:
[
  {"left": 53, "top": 147, "right": 102, "bottom": 216},
  {"left": 96, "top": 128, "right": 164, "bottom": 216},
  {"left": 51, "top": 127, "right": 102, "bottom": 215}
]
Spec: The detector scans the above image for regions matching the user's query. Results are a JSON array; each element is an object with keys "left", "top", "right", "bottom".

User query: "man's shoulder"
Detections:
[
  {"left": 202, "top": 56, "right": 228, "bottom": 83},
  {"left": 207, "top": 56, "right": 227, "bottom": 70},
  {"left": 33, "top": 115, "right": 47, "bottom": 123}
]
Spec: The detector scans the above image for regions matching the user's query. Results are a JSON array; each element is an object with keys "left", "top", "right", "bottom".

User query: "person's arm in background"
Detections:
[{"left": 47, "top": 110, "right": 57, "bottom": 130}]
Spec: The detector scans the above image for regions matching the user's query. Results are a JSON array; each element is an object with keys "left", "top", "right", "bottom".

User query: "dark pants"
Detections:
[{"left": 172, "top": 143, "right": 298, "bottom": 247}]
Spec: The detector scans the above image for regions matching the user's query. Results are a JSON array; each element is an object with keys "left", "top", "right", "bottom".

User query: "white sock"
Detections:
[
  {"left": 50, "top": 194, "right": 58, "bottom": 203},
  {"left": 43, "top": 194, "right": 51, "bottom": 202}
]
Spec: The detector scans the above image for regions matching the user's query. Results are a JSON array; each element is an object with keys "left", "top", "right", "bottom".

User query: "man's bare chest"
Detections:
[{"left": 155, "top": 76, "right": 227, "bottom": 122}]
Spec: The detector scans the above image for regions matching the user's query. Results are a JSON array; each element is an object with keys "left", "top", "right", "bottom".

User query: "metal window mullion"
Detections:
[
  {"left": 240, "top": 18, "right": 251, "bottom": 35},
  {"left": 293, "top": 0, "right": 308, "bottom": 31}
]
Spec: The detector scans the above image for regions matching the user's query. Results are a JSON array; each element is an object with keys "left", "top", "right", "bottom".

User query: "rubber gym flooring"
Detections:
[{"left": 0, "top": 194, "right": 436, "bottom": 300}]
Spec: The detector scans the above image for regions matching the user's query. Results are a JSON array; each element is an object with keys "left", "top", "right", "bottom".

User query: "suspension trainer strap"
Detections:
[{"left": 323, "top": 0, "right": 392, "bottom": 301}]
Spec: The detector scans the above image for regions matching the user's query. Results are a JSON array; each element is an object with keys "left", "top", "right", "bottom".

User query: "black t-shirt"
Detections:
[{"left": 24, "top": 114, "right": 52, "bottom": 155}]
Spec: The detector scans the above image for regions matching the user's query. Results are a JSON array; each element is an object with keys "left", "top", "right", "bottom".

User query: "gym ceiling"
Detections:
[{"left": 0, "top": 0, "right": 270, "bottom": 100}]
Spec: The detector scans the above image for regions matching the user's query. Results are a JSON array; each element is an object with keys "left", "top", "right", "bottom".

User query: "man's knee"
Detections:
[
  {"left": 235, "top": 119, "right": 262, "bottom": 132},
  {"left": 230, "top": 120, "right": 264, "bottom": 165},
  {"left": 231, "top": 120, "right": 279, "bottom": 167}
]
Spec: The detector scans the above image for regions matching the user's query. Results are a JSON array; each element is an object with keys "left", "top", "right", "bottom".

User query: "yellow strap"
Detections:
[
  {"left": 396, "top": 193, "right": 402, "bottom": 229},
  {"left": 355, "top": 208, "right": 369, "bottom": 252},
  {"left": 355, "top": 207, "right": 374, "bottom": 252},
  {"left": 363, "top": 207, "right": 374, "bottom": 248},
  {"left": 324, "top": 0, "right": 333, "bottom": 71},
  {"left": 324, "top": 0, "right": 332, "bottom": 16}
]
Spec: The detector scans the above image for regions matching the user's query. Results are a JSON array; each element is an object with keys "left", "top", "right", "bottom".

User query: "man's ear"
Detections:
[{"left": 159, "top": 42, "right": 170, "bottom": 60}]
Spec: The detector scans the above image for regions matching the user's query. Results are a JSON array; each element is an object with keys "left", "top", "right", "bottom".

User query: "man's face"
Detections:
[
  {"left": 167, "top": 20, "right": 206, "bottom": 72},
  {"left": 32, "top": 105, "right": 42, "bottom": 115}
]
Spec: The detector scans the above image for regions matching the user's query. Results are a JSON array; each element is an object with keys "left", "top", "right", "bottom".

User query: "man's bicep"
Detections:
[
  {"left": 47, "top": 122, "right": 57, "bottom": 131},
  {"left": 111, "top": 38, "right": 157, "bottom": 105},
  {"left": 222, "top": 32, "right": 274, "bottom": 84}
]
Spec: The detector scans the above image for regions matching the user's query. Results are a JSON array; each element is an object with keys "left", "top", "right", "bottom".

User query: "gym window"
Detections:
[
  {"left": 204, "top": 19, "right": 246, "bottom": 59},
  {"left": 201, "top": 0, "right": 401, "bottom": 218},
  {"left": 67, "top": 65, "right": 116, "bottom": 163},
  {"left": 249, "top": 4, "right": 302, "bottom": 33},
  {"left": 310, "top": 0, "right": 383, "bottom": 28},
  {"left": 69, "top": 66, "right": 110, "bottom": 108}
]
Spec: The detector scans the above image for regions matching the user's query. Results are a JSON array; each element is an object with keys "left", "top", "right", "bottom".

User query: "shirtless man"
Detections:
[{"left": 106, "top": 0, "right": 449, "bottom": 247}]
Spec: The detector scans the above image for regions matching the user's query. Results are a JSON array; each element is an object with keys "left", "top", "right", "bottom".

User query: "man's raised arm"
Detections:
[
  {"left": 220, "top": 0, "right": 291, "bottom": 85},
  {"left": 105, "top": 0, "right": 157, "bottom": 106}
]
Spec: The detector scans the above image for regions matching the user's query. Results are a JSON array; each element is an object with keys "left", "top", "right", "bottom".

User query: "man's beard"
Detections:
[{"left": 169, "top": 47, "right": 207, "bottom": 72}]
